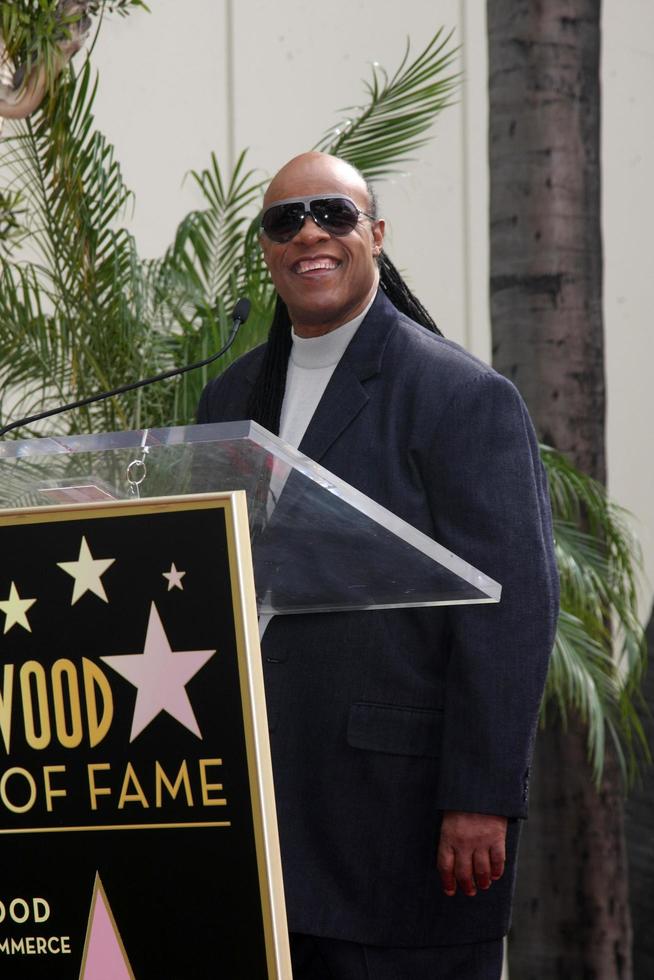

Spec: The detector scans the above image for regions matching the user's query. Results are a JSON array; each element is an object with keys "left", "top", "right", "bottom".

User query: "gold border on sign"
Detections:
[
  {"left": 0, "top": 821, "right": 231, "bottom": 834},
  {"left": 224, "top": 491, "right": 291, "bottom": 980},
  {"left": 0, "top": 493, "right": 290, "bottom": 980}
]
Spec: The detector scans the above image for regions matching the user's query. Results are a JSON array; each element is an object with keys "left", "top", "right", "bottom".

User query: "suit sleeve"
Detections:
[
  {"left": 419, "top": 370, "right": 559, "bottom": 818},
  {"left": 196, "top": 377, "right": 214, "bottom": 423}
]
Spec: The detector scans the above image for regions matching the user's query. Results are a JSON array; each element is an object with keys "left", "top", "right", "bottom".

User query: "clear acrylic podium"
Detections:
[{"left": 0, "top": 420, "right": 501, "bottom": 613}]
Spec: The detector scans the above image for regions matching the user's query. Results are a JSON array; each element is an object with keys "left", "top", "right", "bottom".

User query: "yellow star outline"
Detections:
[
  {"left": 0, "top": 581, "right": 37, "bottom": 634},
  {"left": 57, "top": 535, "right": 116, "bottom": 605}
]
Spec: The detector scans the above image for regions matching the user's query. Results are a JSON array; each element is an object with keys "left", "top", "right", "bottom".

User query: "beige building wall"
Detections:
[
  {"left": 92, "top": 0, "right": 490, "bottom": 357},
  {"left": 602, "top": 1, "right": 654, "bottom": 623}
]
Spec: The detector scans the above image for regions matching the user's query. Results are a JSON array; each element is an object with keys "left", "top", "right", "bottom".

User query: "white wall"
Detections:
[
  {"left": 602, "top": 1, "right": 654, "bottom": 622},
  {"left": 91, "top": 2, "right": 230, "bottom": 257},
  {"left": 91, "top": 0, "right": 491, "bottom": 358}
]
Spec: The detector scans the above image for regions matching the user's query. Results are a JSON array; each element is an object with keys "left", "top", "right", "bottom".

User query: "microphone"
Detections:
[{"left": 0, "top": 298, "right": 251, "bottom": 439}]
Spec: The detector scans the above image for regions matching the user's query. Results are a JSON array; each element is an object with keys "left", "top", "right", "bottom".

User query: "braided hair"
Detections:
[{"left": 247, "top": 180, "right": 442, "bottom": 434}]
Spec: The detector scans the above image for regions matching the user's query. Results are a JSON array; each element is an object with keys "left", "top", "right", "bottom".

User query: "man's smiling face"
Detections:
[{"left": 260, "top": 152, "right": 385, "bottom": 337}]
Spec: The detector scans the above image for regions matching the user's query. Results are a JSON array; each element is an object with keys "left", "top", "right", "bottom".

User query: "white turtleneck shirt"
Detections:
[
  {"left": 278, "top": 297, "right": 374, "bottom": 450},
  {"left": 259, "top": 297, "right": 374, "bottom": 638}
]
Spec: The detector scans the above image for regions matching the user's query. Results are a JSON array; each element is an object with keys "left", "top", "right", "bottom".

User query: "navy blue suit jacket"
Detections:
[{"left": 197, "top": 289, "right": 559, "bottom": 946}]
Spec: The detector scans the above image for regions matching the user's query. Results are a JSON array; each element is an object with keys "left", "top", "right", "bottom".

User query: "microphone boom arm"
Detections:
[{"left": 0, "top": 299, "right": 251, "bottom": 439}]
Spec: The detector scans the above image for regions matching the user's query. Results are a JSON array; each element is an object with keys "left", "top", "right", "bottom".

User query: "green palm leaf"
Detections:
[
  {"left": 541, "top": 444, "right": 647, "bottom": 784},
  {"left": 148, "top": 150, "right": 273, "bottom": 425},
  {"left": 0, "top": 0, "right": 146, "bottom": 94},
  {"left": 314, "top": 29, "right": 459, "bottom": 181},
  {"left": 0, "top": 58, "right": 166, "bottom": 434}
]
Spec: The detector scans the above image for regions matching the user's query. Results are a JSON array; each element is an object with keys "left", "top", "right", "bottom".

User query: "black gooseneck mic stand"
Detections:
[{"left": 0, "top": 298, "right": 251, "bottom": 439}]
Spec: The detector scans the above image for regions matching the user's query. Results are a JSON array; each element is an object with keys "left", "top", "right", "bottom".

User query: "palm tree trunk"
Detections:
[
  {"left": 512, "top": 721, "right": 631, "bottom": 979},
  {"left": 488, "top": 0, "right": 605, "bottom": 475},
  {"left": 625, "top": 606, "right": 654, "bottom": 980},
  {"left": 487, "top": 2, "right": 633, "bottom": 976}
]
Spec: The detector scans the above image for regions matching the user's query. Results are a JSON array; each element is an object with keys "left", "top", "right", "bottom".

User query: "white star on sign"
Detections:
[
  {"left": 57, "top": 535, "right": 115, "bottom": 605},
  {"left": 162, "top": 562, "right": 186, "bottom": 591},
  {"left": 0, "top": 581, "right": 37, "bottom": 634},
  {"left": 101, "top": 602, "right": 216, "bottom": 742}
]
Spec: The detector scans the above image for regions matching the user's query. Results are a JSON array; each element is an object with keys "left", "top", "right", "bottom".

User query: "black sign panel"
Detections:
[{"left": 0, "top": 496, "right": 284, "bottom": 978}]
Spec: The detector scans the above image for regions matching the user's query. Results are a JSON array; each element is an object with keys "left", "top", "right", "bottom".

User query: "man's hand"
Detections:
[{"left": 437, "top": 811, "right": 508, "bottom": 897}]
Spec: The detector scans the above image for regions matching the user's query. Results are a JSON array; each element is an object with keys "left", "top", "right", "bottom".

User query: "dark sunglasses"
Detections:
[{"left": 260, "top": 195, "right": 376, "bottom": 244}]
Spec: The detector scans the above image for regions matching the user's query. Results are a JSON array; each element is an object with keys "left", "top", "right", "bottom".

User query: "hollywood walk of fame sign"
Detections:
[{"left": 0, "top": 493, "right": 289, "bottom": 978}]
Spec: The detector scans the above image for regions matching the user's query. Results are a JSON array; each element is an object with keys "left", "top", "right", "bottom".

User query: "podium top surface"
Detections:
[{"left": 0, "top": 421, "right": 501, "bottom": 614}]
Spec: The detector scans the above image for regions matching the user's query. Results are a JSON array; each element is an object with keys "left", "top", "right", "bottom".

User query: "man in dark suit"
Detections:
[{"left": 198, "top": 152, "right": 559, "bottom": 979}]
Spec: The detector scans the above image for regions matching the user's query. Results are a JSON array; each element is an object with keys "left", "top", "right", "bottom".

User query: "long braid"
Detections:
[
  {"left": 246, "top": 295, "right": 292, "bottom": 433},
  {"left": 366, "top": 180, "right": 441, "bottom": 336},
  {"left": 247, "top": 170, "right": 442, "bottom": 431},
  {"left": 378, "top": 251, "right": 442, "bottom": 336}
]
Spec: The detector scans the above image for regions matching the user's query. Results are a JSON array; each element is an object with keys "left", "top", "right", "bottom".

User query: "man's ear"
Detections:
[
  {"left": 372, "top": 218, "right": 385, "bottom": 254},
  {"left": 259, "top": 233, "right": 272, "bottom": 268}
]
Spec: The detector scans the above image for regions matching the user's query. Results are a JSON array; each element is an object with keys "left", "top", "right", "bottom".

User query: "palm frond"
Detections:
[
  {"left": 146, "top": 150, "right": 272, "bottom": 425},
  {"left": 0, "top": 187, "right": 27, "bottom": 249},
  {"left": 314, "top": 29, "right": 459, "bottom": 181},
  {"left": 1, "top": 1, "right": 145, "bottom": 98},
  {"left": 0, "top": 60, "right": 162, "bottom": 435},
  {"left": 540, "top": 444, "right": 648, "bottom": 784},
  {"left": 543, "top": 444, "right": 645, "bottom": 680},
  {"left": 162, "top": 150, "right": 266, "bottom": 310}
]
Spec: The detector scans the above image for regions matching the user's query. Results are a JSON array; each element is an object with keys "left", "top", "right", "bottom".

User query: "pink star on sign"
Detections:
[
  {"left": 101, "top": 603, "right": 215, "bottom": 742},
  {"left": 163, "top": 562, "right": 186, "bottom": 591}
]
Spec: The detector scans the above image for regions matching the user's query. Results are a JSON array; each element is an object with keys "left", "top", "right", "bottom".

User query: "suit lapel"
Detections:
[{"left": 298, "top": 289, "right": 398, "bottom": 462}]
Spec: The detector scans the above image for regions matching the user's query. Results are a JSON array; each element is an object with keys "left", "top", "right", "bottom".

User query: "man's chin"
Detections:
[
  {"left": 282, "top": 282, "right": 377, "bottom": 334},
  {"left": 289, "top": 303, "right": 361, "bottom": 337}
]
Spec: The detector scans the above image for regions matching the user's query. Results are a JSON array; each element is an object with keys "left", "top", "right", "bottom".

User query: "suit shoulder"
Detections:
[
  {"left": 375, "top": 309, "right": 533, "bottom": 444},
  {"left": 386, "top": 313, "right": 522, "bottom": 415},
  {"left": 206, "top": 342, "right": 266, "bottom": 392},
  {"left": 391, "top": 313, "right": 495, "bottom": 384},
  {"left": 197, "top": 343, "right": 266, "bottom": 423}
]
